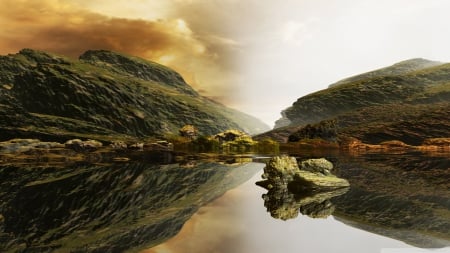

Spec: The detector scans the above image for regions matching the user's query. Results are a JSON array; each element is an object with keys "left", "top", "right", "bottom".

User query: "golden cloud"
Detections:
[{"left": 0, "top": 0, "right": 240, "bottom": 104}]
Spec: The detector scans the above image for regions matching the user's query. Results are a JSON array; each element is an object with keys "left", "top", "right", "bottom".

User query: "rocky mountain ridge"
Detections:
[
  {"left": 267, "top": 58, "right": 450, "bottom": 144},
  {"left": 0, "top": 49, "right": 269, "bottom": 142}
]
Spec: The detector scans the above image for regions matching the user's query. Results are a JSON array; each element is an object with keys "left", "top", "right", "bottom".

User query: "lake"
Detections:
[{"left": 0, "top": 150, "right": 449, "bottom": 252}]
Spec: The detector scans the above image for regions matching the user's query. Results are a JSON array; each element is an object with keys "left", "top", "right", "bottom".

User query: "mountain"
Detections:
[
  {"left": 0, "top": 49, "right": 269, "bottom": 142},
  {"left": 266, "top": 58, "right": 450, "bottom": 144},
  {"left": 329, "top": 58, "right": 443, "bottom": 88}
]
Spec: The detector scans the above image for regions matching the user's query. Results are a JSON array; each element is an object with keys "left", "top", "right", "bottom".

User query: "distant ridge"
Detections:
[{"left": 329, "top": 58, "right": 443, "bottom": 88}]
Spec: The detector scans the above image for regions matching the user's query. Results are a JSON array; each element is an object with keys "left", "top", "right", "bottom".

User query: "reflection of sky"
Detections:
[{"left": 143, "top": 165, "right": 414, "bottom": 253}]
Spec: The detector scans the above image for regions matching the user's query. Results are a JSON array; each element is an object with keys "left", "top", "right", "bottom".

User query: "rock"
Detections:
[
  {"left": 290, "top": 170, "right": 350, "bottom": 191},
  {"left": 129, "top": 143, "right": 144, "bottom": 150},
  {"left": 110, "top": 141, "right": 127, "bottom": 150},
  {"left": 0, "top": 139, "right": 64, "bottom": 153},
  {"left": 83, "top": 140, "right": 103, "bottom": 150},
  {"left": 260, "top": 156, "right": 349, "bottom": 191},
  {"left": 65, "top": 139, "right": 102, "bottom": 152},
  {"left": 214, "top": 129, "right": 249, "bottom": 143},
  {"left": 145, "top": 141, "right": 174, "bottom": 151},
  {"left": 257, "top": 156, "right": 349, "bottom": 220},
  {"left": 179, "top": 125, "right": 198, "bottom": 140},
  {"left": 261, "top": 156, "right": 299, "bottom": 188},
  {"left": 299, "top": 158, "right": 334, "bottom": 175}
]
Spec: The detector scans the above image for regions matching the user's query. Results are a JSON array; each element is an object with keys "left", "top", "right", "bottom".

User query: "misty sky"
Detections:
[{"left": 2, "top": 0, "right": 450, "bottom": 127}]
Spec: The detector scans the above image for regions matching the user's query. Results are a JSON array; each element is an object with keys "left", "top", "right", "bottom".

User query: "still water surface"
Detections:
[
  {"left": 0, "top": 151, "right": 449, "bottom": 252},
  {"left": 145, "top": 167, "right": 414, "bottom": 253}
]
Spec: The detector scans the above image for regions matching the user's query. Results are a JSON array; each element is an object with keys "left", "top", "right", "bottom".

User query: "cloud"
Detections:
[
  {"left": 281, "top": 21, "right": 307, "bottom": 46},
  {"left": 0, "top": 0, "right": 240, "bottom": 104},
  {"left": 0, "top": 0, "right": 203, "bottom": 61}
]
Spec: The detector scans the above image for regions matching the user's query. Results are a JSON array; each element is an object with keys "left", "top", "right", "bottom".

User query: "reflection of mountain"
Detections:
[
  {"left": 330, "top": 152, "right": 450, "bottom": 248},
  {"left": 257, "top": 152, "right": 449, "bottom": 248},
  {"left": 0, "top": 160, "right": 261, "bottom": 252}
]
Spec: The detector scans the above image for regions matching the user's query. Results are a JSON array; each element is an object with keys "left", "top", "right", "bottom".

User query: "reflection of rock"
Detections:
[
  {"left": 257, "top": 156, "right": 349, "bottom": 220},
  {"left": 262, "top": 186, "right": 349, "bottom": 220}
]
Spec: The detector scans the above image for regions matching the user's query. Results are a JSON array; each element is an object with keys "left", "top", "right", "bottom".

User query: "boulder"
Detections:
[
  {"left": 257, "top": 156, "right": 350, "bottom": 220},
  {"left": 260, "top": 156, "right": 349, "bottom": 191},
  {"left": 179, "top": 125, "right": 198, "bottom": 140},
  {"left": 0, "top": 139, "right": 64, "bottom": 153},
  {"left": 110, "top": 141, "right": 127, "bottom": 150},
  {"left": 65, "top": 139, "right": 102, "bottom": 152},
  {"left": 129, "top": 143, "right": 144, "bottom": 150},
  {"left": 261, "top": 156, "right": 299, "bottom": 187},
  {"left": 299, "top": 158, "right": 334, "bottom": 175}
]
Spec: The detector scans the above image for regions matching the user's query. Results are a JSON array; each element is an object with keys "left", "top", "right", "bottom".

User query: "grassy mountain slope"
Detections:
[
  {"left": 266, "top": 59, "right": 450, "bottom": 144},
  {"left": 329, "top": 58, "right": 443, "bottom": 88},
  {"left": 0, "top": 49, "right": 268, "bottom": 142}
]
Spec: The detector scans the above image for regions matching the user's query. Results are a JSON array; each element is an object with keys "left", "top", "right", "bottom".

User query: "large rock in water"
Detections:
[
  {"left": 259, "top": 156, "right": 349, "bottom": 191},
  {"left": 257, "top": 156, "right": 349, "bottom": 220}
]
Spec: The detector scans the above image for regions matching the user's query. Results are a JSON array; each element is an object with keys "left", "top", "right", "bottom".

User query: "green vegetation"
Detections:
[
  {"left": 329, "top": 58, "right": 443, "bottom": 88},
  {"left": 165, "top": 128, "right": 279, "bottom": 153}
]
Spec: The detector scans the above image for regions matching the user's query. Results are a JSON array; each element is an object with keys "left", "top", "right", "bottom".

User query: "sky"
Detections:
[{"left": 1, "top": 0, "right": 450, "bottom": 127}]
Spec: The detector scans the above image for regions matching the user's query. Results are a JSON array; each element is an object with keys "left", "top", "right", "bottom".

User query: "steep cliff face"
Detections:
[
  {"left": 268, "top": 59, "right": 450, "bottom": 144},
  {"left": 0, "top": 49, "right": 269, "bottom": 142}
]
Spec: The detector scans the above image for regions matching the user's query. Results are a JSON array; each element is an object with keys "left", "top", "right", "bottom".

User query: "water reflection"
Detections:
[
  {"left": 329, "top": 151, "right": 450, "bottom": 248},
  {"left": 147, "top": 151, "right": 449, "bottom": 253},
  {"left": 0, "top": 153, "right": 260, "bottom": 252},
  {"left": 262, "top": 187, "right": 348, "bottom": 220},
  {"left": 0, "top": 150, "right": 449, "bottom": 252},
  {"left": 265, "top": 151, "right": 450, "bottom": 248}
]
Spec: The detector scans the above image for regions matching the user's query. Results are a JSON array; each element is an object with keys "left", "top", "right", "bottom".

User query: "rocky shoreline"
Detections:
[{"left": 0, "top": 138, "right": 174, "bottom": 164}]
